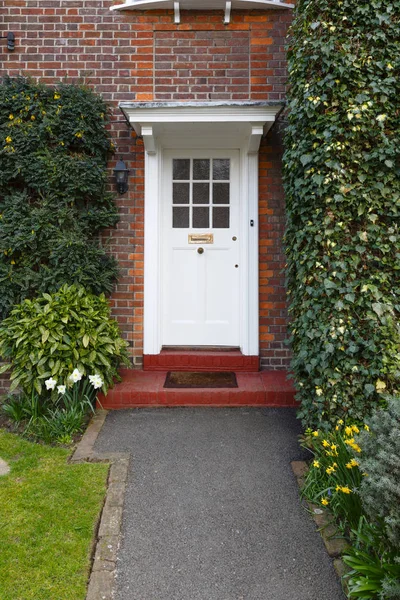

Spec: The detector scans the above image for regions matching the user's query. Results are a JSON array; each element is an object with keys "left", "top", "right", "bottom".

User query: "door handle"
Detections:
[{"left": 197, "top": 247, "right": 204, "bottom": 254}]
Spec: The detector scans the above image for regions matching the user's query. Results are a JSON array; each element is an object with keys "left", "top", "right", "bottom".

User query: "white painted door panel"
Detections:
[{"left": 162, "top": 150, "right": 240, "bottom": 346}]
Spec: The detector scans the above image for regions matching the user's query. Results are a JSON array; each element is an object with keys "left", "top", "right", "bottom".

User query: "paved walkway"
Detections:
[{"left": 95, "top": 408, "right": 345, "bottom": 600}]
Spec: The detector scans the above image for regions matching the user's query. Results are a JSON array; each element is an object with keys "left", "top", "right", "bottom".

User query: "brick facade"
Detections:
[{"left": 0, "top": 1, "right": 292, "bottom": 391}]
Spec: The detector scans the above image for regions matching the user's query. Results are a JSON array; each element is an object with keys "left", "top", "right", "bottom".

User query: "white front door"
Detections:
[{"left": 161, "top": 149, "right": 240, "bottom": 346}]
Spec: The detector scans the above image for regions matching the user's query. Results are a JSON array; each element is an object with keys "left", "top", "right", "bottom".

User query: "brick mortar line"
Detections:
[
  {"left": 71, "top": 410, "right": 130, "bottom": 600},
  {"left": 291, "top": 461, "right": 350, "bottom": 595}
]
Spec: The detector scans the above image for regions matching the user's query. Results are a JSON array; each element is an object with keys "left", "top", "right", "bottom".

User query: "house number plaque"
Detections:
[{"left": 188, "top": 234, "right": 214, "bottom": 244}]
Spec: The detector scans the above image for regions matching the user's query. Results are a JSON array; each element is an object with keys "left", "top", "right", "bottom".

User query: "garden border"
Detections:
[
  {"left": 70, "top": 410, "right": 129, "bottom": 600},
  {"left": 291, "top": 461, "right": 350, "bottom": 592}
]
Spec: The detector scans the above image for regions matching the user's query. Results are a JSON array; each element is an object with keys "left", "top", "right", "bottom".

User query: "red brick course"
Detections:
[{"left": 0, "top": 2, "right": 292, "bottom": 391}]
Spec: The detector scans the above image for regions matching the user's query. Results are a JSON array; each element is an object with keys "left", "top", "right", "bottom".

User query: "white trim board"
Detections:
[{"left": 120, "top": 102, "right": 283, "bottom": 356}]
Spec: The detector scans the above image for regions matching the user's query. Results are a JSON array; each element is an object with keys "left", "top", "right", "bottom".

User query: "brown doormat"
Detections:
[{"left": 164, "top": 371, "right": 238, "bottom": 389}]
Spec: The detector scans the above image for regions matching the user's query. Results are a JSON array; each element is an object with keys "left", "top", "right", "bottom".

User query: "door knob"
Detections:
[{"left": 197, "top": 247, "right": 204, "bottom": 254}]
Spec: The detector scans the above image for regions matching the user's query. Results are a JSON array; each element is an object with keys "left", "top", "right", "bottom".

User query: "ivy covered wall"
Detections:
[
  {"left": 0, "top": 77, "right": 119, "bottom": 320},
  {"left": 284, "top": 0, "right": 400, "bottom": 427}
]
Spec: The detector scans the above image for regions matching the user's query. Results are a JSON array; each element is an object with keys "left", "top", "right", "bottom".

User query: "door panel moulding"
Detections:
[{"left": 119, "top": 101, "right": 284, "bottom": 357}]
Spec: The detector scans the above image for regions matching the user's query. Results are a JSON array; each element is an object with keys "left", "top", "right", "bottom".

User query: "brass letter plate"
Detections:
[{"left": 188, "top": 233, "right": 214, "bottom": 244}]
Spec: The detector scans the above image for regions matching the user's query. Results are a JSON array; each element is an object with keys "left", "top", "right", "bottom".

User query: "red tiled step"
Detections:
[
  {"left": 97, "top": 370, "right": 298, "bottom": 409},
  {"left": 143, "top": 351, "right": 259, "bottom": 372}
]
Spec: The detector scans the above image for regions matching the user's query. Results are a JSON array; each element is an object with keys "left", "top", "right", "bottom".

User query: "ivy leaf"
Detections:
[{"left": 300, "top": 154, "right": 313, "bottom": 166}]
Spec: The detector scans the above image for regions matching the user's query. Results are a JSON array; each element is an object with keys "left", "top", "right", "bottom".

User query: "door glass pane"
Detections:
[
  {"left": 213, "top": 207, "right": 230, "bottom": 228},
  {"left": 193, "top": 183, "right": 210, "bottom": 205},
  {"left": 173, "top": 207, "right": 190, "bottom": 228},
  {"left": 193, "top": 159, "right": 210, "bottom": 180},
  {"left": 193, "top": 207, "right": 209, "bottom": 228},
  {"left": 213, "top": 159, "right": 230, "bottom": 180},
  {"left": 173, "top": 159, "right": 190, "bottom": 180},
  {"left": 213, "top": 183, "right": 230, "bottom": 205},
  {"left": 173, "top": 183, "right": 190, "bottom": 204}
]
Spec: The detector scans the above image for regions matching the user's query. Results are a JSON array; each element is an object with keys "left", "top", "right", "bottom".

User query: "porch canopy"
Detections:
[
  {"left": 119, "top": 101, "right": 284, "bottom": 155},
  {"left": 110, "top": 0, "right": 294, "bottom": 23}
]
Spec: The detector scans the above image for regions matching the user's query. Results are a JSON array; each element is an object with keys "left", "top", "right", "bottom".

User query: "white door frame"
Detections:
[{"left": 119, "top": 103, "right": 283, "bottom": 356}]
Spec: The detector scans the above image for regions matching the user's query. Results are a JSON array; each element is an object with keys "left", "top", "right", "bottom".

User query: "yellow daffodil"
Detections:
[
  {"left": 341, "top": 486, "right": 352, "bottom": 494},
  {"left": 326, "top": 466, "right": 336, "bottom": 475},
  {"left": 337, "top": 419, "right": 344, "bottom": 425},
  {"left": 345, "top": 426, "right": 353, "bottom": 436},
  {"left": 9, "top": 114, "right": 14, "bottom": 120},
  {"left": 364, "top": 424, "right": 370, "bottom": 432},
  {"left": 5, "top": 136, "right": 12, "bottom": 144},
  {"left": 75, "top": 132, "right": 83, "bottom": 138},
  {"left": 54, "top": 93, "right": 61, "bottom": 100},
  {"left": 335, "top": 485, "right": 341, "bottom": 492},
  {"left": 352, "top": 425, "right": 360, "bottom": 434},
  {"left": 313, "top": 460, "right": 320, "bottom": 468},
  {"left": 312, "top": 431, "right": 319, "bottom": 437},
  {"left": 321, "top": 498, "right": 329, "bottom": 506},
  {"left": 350, "top": 459, "right": 359, "bottom": 467},
  {"left": 346, "top": 462, "right": 353, "bottom": 469},
  {"left": 322, "top": 440, "right": 330, "bottom": 447}
]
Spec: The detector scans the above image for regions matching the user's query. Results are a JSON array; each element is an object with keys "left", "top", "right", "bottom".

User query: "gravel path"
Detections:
[{"left": 95, "top": 407, "right": 345, "bottom": 600}]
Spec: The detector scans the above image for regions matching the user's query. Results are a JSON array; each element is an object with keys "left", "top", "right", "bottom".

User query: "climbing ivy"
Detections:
[
  {"left": 283, "top": 0, "right": 400, "bottom": 427},
  {"left": 0, "top": 77, "right": 119, "bottom": 319}
]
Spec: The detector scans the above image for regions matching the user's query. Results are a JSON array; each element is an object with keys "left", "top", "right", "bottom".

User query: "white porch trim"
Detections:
[
  {"left": 119, "top": 101, "right": 283, "bottom": 356},
  {"left": 111, "top": 0, "right": 294, "bottom": 14}
]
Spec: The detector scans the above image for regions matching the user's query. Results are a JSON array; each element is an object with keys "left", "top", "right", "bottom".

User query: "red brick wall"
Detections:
[{"left": 0, "top": 2, "right": 292, "bottom": 384}]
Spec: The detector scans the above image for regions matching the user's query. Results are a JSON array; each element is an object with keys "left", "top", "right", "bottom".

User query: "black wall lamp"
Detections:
[
  {"left": 113, "top": 159, "right": 130, "bottom": 195},
  {"left": 2, "top": 32, "right": 15, "bottom": 52}
]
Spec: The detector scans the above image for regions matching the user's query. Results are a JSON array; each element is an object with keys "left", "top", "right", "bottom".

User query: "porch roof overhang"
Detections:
[
  {"left": 110, "top": 1, "right": 294, "bottom": 23},
  {"left": 119, "top": 101, "right": 284, "bottom": 154}
]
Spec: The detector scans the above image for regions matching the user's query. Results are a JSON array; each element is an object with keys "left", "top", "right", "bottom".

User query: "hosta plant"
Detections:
[{"left": 0, "top": 284, "right": 130, "bottom": 395}]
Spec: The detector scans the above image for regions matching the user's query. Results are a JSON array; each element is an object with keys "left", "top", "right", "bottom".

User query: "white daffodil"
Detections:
[
  {"left": 57, "top": 385, "right": 66, "bottom": 395},
  {"left": 45, "top": 377, "right": 57, "bottom": 391},
  {"left": 69, "top": 368, "right": 83, "bottom": 383},
  {"left": 89, "top": 374, "right": 104, "bottom": 390},
  {"left": 376, "top": 114, "right": 387, "bottom": 122}
]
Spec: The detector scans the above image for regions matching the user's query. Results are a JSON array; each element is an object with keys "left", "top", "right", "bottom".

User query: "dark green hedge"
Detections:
[
  {"left": 0, "top": 77, "right": 119, "bottom": 319},
  {"left": 283, "top": 0, "right": 400, "bottom": 427}
]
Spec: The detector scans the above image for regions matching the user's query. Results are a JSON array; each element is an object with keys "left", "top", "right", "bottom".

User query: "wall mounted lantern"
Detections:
[
  {"left": 113, "top": 159, "right": 130, "bottom": 195},
  {"left": 2, "top": 32, "right": 15, "bottom": 52}
]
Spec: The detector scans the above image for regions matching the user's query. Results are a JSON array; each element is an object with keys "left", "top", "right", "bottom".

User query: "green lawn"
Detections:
[{"left": 0, "top": 430, "right": 109, "bottom": 600}]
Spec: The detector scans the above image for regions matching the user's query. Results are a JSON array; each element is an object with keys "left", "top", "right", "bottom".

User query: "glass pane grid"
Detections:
[{"left": 172, "top": 158, "right": 231, "bottom": 229}]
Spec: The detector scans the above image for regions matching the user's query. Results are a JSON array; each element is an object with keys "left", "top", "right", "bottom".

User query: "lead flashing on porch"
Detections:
[
  {"left": 119, "top": 100, "right": 285, "bottom": 123},
  {"left": 110, "top": 0, "right": 294, "bottom": 21}
]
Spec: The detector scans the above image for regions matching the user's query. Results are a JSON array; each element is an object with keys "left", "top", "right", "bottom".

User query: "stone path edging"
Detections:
[
  {"left": 291, "top": 460, "right": 350, "bottom": 593},
  {"left": 71, "top": 410, "right": 130, "bottom": 600}
]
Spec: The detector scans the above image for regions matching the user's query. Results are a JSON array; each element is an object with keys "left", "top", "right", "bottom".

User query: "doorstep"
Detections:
[
  {"left": 97, "top": 369, "right": 298, "bottom": 409},
  {"left": 143, "top": 350, "right": 260, "bottom": 372}
]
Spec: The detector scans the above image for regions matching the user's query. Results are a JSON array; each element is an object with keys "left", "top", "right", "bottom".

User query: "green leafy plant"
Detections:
[
  {"left": 343, "top": 517, "right": 400, "bottom": 600},
  {"left": 283, "top": 0, "right": 400, "bottom": 428},
  {"left": 357, "top": 397, "right": 400, "bottom": 551},
  {"left": 0, "top": 76, "right": 119, "bottom": 318},
  {"left": 0, "top": 284, "right": 130, "bottom": 395}
]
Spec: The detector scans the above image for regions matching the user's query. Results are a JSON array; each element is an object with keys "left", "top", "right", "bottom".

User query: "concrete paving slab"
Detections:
[{"left": 95, "top": 407, "right": 345, "bottom": 600}]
